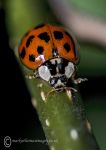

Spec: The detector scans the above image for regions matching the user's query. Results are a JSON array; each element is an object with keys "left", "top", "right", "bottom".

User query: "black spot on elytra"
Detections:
[
  {"left": 37, "top": 46, "right": 44, "bottom": 54},
  {"left": 29, "top": 54, "right": 35, "bottom": 62},
  {"left": 26, "top": 35, "right": 35, "bottom": 47},
  {"left": 65, "top": 31, "right": 75, "bottom": 48},
  {"left": 54, "top": 31, "right": 63, "bottom": 40},
  {"left": 20, "top": 47, "right": 26, "bottom": 58},
  {"left": 64, "top": 43, "right": 71, "bottom": 52},
  {"left": 65, "top": 31, "right": 76, "bottom": 55},
  {"left": 38, "top": 32, "right": 50, "bottom": 42},
  {"left": 34, "top": 24, "right": 45, "bottom": 29},
  {"left": 52, "top": 48, "right": 59, "bottom": 57}
]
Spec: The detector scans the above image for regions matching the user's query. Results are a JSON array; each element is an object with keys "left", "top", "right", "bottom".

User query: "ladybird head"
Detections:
[{"left": 49, "top": 75, "right": 68, "bottom": 89}]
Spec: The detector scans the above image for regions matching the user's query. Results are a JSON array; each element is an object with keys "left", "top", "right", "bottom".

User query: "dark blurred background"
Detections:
[{"left": 1, "top": 0, "right": 106, "bottom": 150}]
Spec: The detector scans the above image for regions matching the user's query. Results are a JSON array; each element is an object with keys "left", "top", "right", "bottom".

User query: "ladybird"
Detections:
[{"left": 19, "top": 24, "right": 87, "bottom": 91}]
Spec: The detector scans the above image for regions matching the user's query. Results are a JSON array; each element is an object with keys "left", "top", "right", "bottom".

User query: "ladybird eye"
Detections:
[
  {"left": 50, "top": 79, "right": 55, "bottom": 85},
  {"left": 60, "top": 76, "right": 67, "bottom": 83},
  {"left": 49, "top": 77, "right": 58, "bottom": 86}
]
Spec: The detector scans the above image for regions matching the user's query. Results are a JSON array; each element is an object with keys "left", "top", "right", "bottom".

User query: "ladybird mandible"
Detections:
[{"left": 18, "top": 24, "right": 87, "bottom": 91}]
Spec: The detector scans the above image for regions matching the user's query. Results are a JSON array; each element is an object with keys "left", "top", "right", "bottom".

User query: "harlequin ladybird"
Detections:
[{"left": 19, "top": 24, "right": 87, "bottom": 91}]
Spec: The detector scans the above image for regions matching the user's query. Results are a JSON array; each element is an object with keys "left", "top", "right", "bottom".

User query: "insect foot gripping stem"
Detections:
[
  {"left": 46, "top": 86, "right": 78, "bottom": 99},
  {"left": 74, "top": 78, "right": 88, "bottom": 84},
  {"left": 25, "top": 74, "right": 36, "bottom": 79}
]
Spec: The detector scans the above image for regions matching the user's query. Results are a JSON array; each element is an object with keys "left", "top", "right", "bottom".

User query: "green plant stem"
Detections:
[{"left": 24, "top": 74, "right": 100, "bottom": 150}]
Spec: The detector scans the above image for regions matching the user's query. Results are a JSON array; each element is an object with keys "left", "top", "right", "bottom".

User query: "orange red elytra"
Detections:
[{"left": 18, "top": 24, "right": 87, "bottom": 91}]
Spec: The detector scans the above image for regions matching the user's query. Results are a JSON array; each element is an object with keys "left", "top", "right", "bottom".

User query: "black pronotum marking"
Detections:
[
  {"left": 20, "top": 47, "right": 26, "bottom": 59},
  {"left": 26, "top": 35, "right": 35, "bottom": 48},
  {"left": 29, "top": 54, "right": 35, "bottom": 62},
  {"left": 44, "top": 58, "right": 68, "bottom": 75},
  {"left": 53, "top": 31, "right": 63, "bottom": 40},
  {"left": 63, "top": 43, "right": 71, "bottom": 52},
  {"left": 34, "top": 24, "right": 45, "bottom": 29},
  {"left": 57, "top": 59, "right": 68, "bottom": 74},
  {"left": 65, "top": 31, "right": 75, "bottom": 49},
  {"left": 37, "top": 46, "right": 44, "bottom": 54},
  {"left": 45, "top": 61, "right": 57, "bottom": 75},
  {"left": 38, "top": 32, "right": 50, "bottom": 42}
]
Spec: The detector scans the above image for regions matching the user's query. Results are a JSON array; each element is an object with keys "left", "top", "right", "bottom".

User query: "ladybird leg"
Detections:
[
  {"left": 73, "top": 78, "right": 88, "bottom": 84},
  {"left": 64, "top": 87, "right": 77, "bottom": 92},
  {"left": 46, "top": 87, "right": 77, "bottom": 98},
  {"left": 46, "top": 87, "right": 66, "bottom": 99},
  {"left": 46, "top": 89, "right": 57, "bottom": 99},
  {"left": 25, "top": 70, "right": 38, "bottom": 79},
  {"left": 71, "top": 69, "right": 88, "bottom": 84},
  {"left": 25, "top": 74, "right": 35, "bottom": 79},
  {"left": 56, "top": 87, "right": 77, "bottom": 93}
]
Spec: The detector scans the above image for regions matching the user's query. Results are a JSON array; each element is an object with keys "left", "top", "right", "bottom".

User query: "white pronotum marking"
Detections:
[
  {"left": 50, "top": 58, "right": 61, "bottom": 65},
  {"left": 38, "top": 65, "right": 51, "bottom": 81},
  {"left": 65, "top": 62, "right": 75, "bottom": 78}
]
